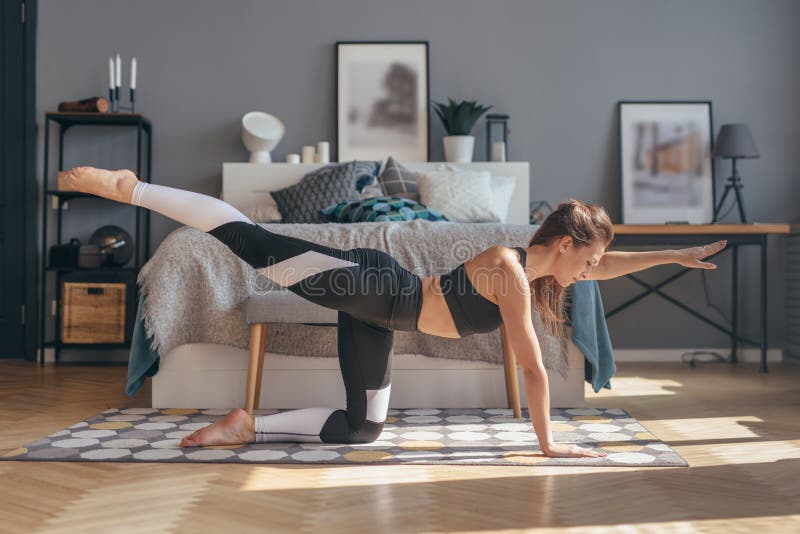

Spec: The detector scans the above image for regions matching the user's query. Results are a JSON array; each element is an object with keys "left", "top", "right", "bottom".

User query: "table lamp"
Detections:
[{"left": 712, "top": 123, "right": 759, "bottom": 223}]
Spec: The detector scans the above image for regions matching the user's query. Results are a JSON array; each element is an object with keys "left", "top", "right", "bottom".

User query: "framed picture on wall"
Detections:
[
  {"left": 618, "top": 101, "right": 715, "bottom": 224},
  {"left": 335, "top": 41, "right": 429, "bottom": 162}
]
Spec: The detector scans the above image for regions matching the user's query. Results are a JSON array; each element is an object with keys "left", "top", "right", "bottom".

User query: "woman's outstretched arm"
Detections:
[
  {"left": 496, "top": 253, "right": 606, "bottom": 459},
  {"left": 588, "top": 240, "right": 727, "bottom": 280}
]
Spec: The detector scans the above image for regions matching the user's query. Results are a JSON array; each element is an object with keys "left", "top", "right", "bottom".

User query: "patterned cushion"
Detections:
[
  {"left": 377, "top": 156, "right": 419, "bottom": 202},
  {"left": 415, "top": 169, "right": 500, "bottom": 222},
  {"left": 353, "top": 160, "right": 384, "bottom": 199},
  {"left": 320, "top": 196, "right": 449, "bottom": 222},
  {"left": 270, "top": 162, "right": 360, "bottom": 223}
]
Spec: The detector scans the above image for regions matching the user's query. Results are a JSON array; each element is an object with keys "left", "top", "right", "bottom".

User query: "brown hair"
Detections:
[{"left": 528, "top": 199, "right": 614, "bottom": 338}]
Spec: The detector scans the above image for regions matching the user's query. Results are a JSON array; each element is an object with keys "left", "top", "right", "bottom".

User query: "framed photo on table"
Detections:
[
  {"left": 618, "top": 101, "right": 715, "bottom": 224},
  {"left": 335, "top": 41, "right": 429, "bottom": 162}
]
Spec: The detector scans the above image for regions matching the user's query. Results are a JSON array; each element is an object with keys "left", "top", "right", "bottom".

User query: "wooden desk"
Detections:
[{"left": 606, "top": 224, "right": 791, "bottom": 373}]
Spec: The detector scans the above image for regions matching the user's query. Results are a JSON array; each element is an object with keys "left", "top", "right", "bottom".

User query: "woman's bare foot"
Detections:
[
  {"left": 179, "top": 408, "right": 256, "bottom": 447},
  {"left": 64, "top": 166, "right": 138, "bottom": 203}
]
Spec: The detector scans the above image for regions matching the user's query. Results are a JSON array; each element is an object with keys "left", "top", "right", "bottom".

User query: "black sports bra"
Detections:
[{"left": 439, "top": 246, "right": 527, "bottom": 337}]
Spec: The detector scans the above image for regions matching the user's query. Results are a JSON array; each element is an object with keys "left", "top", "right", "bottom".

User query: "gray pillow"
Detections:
[
  {"left": 270, "top": 162, "right": 359, "bottom": 223},
  {"left": 377, "top": 156, "right": 419, "bottom": 202}
]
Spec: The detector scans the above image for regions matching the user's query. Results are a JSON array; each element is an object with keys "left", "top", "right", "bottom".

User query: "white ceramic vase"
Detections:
[
  {"left": 241, "top": 111, "right": 285, "bottom": 163},
  {"left": 443, "top": 135, "right": 475, "bottom": 163}
]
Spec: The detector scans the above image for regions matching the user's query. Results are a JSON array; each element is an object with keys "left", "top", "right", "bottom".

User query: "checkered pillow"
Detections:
[
  {"left": 377, "top": 156, "right": 419, "bottom": 202},
  {"left": 320, "top": 196, "right": 448, "bottom": 222},
  {"left": 271, "top": 162, "right": 359, "bottom": 223}
]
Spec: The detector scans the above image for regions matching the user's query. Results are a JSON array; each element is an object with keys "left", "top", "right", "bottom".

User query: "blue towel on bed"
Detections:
[
  {"left": 126, "top": 288, "right": 160, "bottom": 398},
  {"left": 569, "top": 280, "right": 615, "bottom": 392}
]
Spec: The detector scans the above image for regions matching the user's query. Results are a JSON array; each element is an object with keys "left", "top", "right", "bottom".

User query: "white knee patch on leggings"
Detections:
[
  {"left": 131, "top": 181, "right": 253, "bottom": 232},
  {"left": 366, "top": 384, "right": 391, "bottom": 423}
]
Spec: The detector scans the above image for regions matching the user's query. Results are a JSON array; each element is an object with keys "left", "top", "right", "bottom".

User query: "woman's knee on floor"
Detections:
[
  {"left": 320, "top": 410, "right": 385, "bottom": 444},
  {"left": 350, "top": 419, "right": 385, "bottom": 444}
]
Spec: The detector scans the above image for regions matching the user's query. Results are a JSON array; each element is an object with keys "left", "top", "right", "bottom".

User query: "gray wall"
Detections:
[{"left": 38, "top": 0, "right": 800, "bottom": 355}]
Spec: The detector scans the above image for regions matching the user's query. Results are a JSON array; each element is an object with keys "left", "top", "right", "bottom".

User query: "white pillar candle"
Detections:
[
  {"left": 131, "top": 57, "right": 137, "bottom": 89},
  {"left": 316, "top": 141, "right": 330, "bottom": 164},
  {"left": 492, "top": 141, "right": 506, "bottom": 162},
  {"left": 286, "top": 154, "right": 300, "bottom": 164},
  {"left": 115, "top": 53, "right": 121, "bottom": 88},
  {"left": 109, "top": 57, "right": 115, "bottom": 89},
  {"left": 301, "top": 145, "right": 315, "bottom": 163}
]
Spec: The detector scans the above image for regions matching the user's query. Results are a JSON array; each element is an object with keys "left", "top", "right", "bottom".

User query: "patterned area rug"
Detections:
[{"left": 0, "top": 407, "right": 687, "bottom": 467}]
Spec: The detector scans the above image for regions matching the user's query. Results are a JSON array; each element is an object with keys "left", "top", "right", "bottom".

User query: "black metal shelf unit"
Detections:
[{"left": 39, "top": 112, "right": 153, "bottom": 364}]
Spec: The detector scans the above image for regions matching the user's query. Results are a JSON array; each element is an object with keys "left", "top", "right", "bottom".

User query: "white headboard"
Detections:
[{"left": 222, "top": 162, "right": 530, "bottom": 225}]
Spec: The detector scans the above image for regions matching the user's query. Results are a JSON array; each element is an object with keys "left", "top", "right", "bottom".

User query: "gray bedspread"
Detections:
[{"left": 136, "top": 219, "right": 572, "bottom": 374}]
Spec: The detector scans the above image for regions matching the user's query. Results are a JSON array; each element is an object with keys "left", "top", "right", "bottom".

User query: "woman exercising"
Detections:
[{"left": 64, "top": 166, "right": 726, "bottom": 459}]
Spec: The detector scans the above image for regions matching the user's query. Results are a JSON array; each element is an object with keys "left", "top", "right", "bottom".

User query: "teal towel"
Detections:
[
  {"left": 570, "top": 280, "right": 615, "bottom": 392},
  {"left": 126, "top": 288, "right": 160, "bottom": 398}
]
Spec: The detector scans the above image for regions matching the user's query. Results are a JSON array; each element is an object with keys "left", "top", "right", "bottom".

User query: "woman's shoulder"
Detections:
[{"left": 471, "top": 245, "right": 519, "bottom": 268}]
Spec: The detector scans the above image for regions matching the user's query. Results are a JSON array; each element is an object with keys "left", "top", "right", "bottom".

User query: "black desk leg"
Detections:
[
  {"left": 731, "top": 245, "right": 738, "bottom": 364},
  {"left": 760, "top": 236, "right": 768, "bottom": 373}
]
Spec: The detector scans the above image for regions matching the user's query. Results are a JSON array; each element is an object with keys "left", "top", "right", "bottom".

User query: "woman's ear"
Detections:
[{"left": 560, "top": 236, "right": 572, "bottom": 253}]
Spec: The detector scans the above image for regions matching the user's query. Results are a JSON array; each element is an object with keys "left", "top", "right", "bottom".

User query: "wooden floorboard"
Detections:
[{"left": 0, "top": 359, "right": 798, "bottom": 533}]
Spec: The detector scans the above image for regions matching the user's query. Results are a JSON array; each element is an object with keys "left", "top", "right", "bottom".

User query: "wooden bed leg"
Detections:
[
  {"left": 500, "top": 325, "right": 522, "bottom": 418},
  {"left": 246, "top": 323, "right": 267, "bottom": 415},
  {"left": 253, "top": 323, "right": 268, "bottom": 411}
]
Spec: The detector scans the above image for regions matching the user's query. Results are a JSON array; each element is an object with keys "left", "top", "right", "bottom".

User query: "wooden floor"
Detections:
[{"left": 0, "top": 359, "right": 798, "bottom": 533}]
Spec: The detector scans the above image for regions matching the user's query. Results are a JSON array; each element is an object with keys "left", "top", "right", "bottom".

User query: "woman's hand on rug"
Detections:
[{"left": 542, "top": 442, "right": 607, "bottom": 458}]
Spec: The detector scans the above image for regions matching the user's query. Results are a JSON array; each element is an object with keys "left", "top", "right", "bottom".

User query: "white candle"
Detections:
[
  {"left": 286, "top": 154, "right": 300, "bottom": 164},
  {"left": 316, "top": 141, "right": 330, "bottom": 163},
  {"left": 131, "top": 57, "right": 137, "bottom": 90},
  {"left": 108, "top": 57, "right": 115, "bottom": 89},
  {"left": 301, "top": 145, "right": 315, "bottom": 163},
  {"left": 115, "top": 53, "right": 121, "bottom": 87},
  {"left": 492, "top": 141, "right": 506, "bottom": 162}
]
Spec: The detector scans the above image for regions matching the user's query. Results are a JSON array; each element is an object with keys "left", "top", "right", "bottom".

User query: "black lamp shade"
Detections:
[{"left": 713, "top": 123, "right": 759, "bottom": 159}]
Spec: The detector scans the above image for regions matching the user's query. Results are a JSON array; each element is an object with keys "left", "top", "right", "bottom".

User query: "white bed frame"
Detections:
[{"left": 152, "top": 162, "right": 587, "bottom": 409}]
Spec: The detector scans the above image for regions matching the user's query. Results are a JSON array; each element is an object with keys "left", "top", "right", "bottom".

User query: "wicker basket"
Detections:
[{"left": 61, "top": 282, "right": 126, "bottom": 343}]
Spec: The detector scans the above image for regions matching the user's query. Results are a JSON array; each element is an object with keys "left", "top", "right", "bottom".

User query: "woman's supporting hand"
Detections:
[
  {"left": 673, "top": 240, "right": 727, "bottom": 269},
  {"left": 543, "top": 442, "right": 607, "bottom": 458}
]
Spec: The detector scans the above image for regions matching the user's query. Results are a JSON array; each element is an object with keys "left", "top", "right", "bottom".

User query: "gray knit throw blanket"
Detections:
[{"left": 137, "top": 219, "right": 569, "bottom": 379}]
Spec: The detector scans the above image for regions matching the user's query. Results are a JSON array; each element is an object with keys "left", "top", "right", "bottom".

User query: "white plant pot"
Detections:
[{"left": 443, "top": 135, "right": 475, "bottom": 163}]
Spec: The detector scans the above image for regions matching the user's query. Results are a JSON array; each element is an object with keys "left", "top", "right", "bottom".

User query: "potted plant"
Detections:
[{"left": 432, "top": 98, "right": 493, "bottom": 162}]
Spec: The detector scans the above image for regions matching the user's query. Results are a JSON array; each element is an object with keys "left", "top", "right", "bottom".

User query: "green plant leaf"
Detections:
[{"left": 431, "top": 98, "right": 493, "bottom": 135}]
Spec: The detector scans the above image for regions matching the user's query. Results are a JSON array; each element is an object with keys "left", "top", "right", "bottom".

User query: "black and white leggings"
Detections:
[{"left": 131, "top": 182, "right": 423, "bottom": 444}]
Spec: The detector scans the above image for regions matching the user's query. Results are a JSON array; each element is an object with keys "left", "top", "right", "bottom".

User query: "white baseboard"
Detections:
[{"left": 613, "top": 347, "right": 784, "bottom": 363}]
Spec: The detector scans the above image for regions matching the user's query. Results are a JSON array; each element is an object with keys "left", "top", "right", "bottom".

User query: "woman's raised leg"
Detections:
[
  {"left": 64, "top": 166, "right": 359, "bottom": 283},
  {"left": 64, "top": 166, "right": 253, "bottom": 231}
]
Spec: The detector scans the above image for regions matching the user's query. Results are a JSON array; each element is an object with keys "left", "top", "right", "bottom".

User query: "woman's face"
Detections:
[{"left": 552, "top": 237, "right": 606, "bottom": 287}]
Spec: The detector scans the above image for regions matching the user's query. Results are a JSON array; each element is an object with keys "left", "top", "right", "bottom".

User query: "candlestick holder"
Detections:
[{"left": 109, "top": 87, "right": 136, "bottom": 113}]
